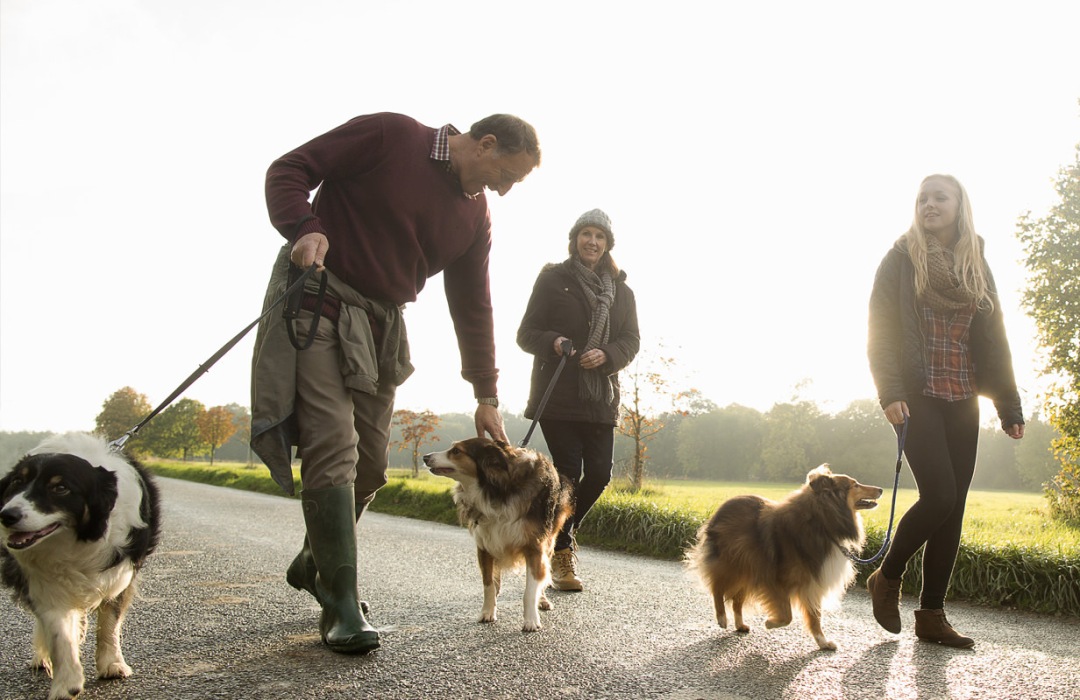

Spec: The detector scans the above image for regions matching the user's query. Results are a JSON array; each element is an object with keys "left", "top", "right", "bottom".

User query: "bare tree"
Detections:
[{"left": 617, "top": 352, "right": 693, "bottom": 491}]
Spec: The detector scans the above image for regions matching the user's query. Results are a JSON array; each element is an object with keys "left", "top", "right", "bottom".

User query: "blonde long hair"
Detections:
[{"left": 902, "top": 174, "right": 993, "bottom": 311}]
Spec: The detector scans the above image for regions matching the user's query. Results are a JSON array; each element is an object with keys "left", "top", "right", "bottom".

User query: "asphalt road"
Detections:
[{"left": 2, "top": 477, "right": 1078, "bottom": 700}]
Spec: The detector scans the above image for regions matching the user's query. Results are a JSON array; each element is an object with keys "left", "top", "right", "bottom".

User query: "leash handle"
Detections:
[
  {"left": 894, "top": 412, "right": 909, "bottom": 473},
  {"left": 848, "top": 414, "right": 908, "bottom": 565},
  {"left": 519, "top": 339, "right": 573, "bottom": 447},
  {"left": 285, "top": 263, "right": 329, "bottom": 351},
  {"left": 108, "top": 264, "right": 320, "bottom": 452}
]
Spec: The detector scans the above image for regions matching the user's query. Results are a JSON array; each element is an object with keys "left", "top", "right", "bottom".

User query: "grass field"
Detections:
[
  {"left": 208, "top": 461, "right": 1077, "bottom": 557},
  {"left": 597, "top": 477, "right": 1080, "bottom": 557},
  {"left": 147, "top": 459, "right": 1079, "bottom": 614},
  {"left": 148, "top": 459, "right": 1080, "bottom": 557}
]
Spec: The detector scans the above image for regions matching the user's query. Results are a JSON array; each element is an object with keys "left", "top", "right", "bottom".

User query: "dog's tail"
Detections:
[{"left": 683, "top": 521, "right": 713, "bottom": 588}]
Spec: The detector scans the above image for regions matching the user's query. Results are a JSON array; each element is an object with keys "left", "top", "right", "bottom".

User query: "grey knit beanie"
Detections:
[{"left": 568, "top": 208, "right": 614, "bottom": 249}]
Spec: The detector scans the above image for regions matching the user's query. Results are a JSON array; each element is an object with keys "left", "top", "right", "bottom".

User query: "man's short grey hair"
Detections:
[{"left": 469, "top": 114, "right": 541, "bottom": 165}]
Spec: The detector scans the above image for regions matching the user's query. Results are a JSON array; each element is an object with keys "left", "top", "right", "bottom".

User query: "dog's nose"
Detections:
[
  {"left": 422, "top": 454, "right": 432, "bottom": 465},
  {"left": 0, "top": 507, "right": 22, "bottom": 528}
]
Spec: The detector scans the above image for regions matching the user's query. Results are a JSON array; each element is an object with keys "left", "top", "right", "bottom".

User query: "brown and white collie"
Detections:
[
  {"left": 686, "top": 464, "right": 882, "bottom": 650},
  {"left": 423, "top": 438, "right": 573, "bottom": 632}
]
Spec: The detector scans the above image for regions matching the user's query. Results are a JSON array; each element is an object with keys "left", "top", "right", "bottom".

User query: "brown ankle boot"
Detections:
[
  {"left": 914, "top": 609, "right": 974, "bottom": 648},
  {"left": 866, "top": 568, "right": 902, "bottom": 633}
]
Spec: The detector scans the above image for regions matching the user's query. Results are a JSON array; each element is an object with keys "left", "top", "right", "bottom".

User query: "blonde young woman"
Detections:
[{"left": 866, "top": 174, "right": 1025, "bottom": 648}]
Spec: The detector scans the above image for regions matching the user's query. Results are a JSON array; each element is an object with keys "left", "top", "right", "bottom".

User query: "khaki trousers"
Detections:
[{"left": 293, "top": 310, "right": 395, "bottom": 506}]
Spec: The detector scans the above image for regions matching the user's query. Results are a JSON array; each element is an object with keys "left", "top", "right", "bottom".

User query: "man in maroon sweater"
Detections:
[{"left": 251, "top": 112, "right": 540, "bottom": 654}]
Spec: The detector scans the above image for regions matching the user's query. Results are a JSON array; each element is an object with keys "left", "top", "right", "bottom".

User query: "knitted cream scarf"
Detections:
[
  {"left": 570, "top": 257, "right": 616, "bottom": 404},
  {"left": 923, "top": 236, "right": 976, "bottom": 312}
]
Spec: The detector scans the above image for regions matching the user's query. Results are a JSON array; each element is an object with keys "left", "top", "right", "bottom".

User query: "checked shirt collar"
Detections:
[{"left": 431, "top": 123, "right": 477, "bottom": 200}]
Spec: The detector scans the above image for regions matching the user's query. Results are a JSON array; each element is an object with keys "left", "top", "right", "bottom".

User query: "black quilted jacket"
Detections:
[{"left": 517, "top": 260, "right": 640, "bottom": 426}]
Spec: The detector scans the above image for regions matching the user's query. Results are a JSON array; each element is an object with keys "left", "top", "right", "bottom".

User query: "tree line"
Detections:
[
  {"left": 385, "top": 400, "right": 1061, "bottom": 493},
  {"left": 0, "top": 387, "right": 1061, "bottom": 496},
  {"left": 92, "top": 386, "right": 250, "bottom": 465}
]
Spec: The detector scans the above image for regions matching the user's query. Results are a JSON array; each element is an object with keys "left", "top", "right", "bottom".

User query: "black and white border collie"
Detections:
[{"left": 0, "top": 432, "right": 161, "bottom": 700}]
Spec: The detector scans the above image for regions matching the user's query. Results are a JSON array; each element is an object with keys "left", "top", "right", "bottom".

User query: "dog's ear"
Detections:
[
  {"left": 807, "top": 465, "right": 836, "bottom": 494},
  {"left": 78, "top": 466, "right": 119, "bottom": 542},
  {"left": 477, "top": 442, "right": 510, "bottom": 473}
]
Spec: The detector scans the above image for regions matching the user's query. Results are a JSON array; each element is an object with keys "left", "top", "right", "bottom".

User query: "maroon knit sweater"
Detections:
[{"left": 265, "top": 113, "right": 498, "bottom": 397}]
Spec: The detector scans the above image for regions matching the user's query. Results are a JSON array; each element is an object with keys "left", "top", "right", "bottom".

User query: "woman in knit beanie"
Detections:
[{"left": 516, "top": 208, "right": 640, "bottom": 591}]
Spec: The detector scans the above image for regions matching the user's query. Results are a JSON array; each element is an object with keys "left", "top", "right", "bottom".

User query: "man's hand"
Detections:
[
  {"left": 475, "top": 403, "right": 508, "bottom": 442},
  {"left": 291, "top": 232, "right": 330, "bottom": 271}
]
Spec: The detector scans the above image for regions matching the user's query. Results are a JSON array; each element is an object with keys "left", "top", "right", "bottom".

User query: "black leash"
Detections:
[
  {"left": 519, "top": 339, "right": 573, "bottom": 448},
  {"left": 847, "top": 414, "right": 908, "bottom": 565},
  {"left": 108, "top": 264, "right": 321, "bottom": 452}
]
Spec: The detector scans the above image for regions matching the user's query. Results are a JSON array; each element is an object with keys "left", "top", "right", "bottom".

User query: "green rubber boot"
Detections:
[
  {"left": 301, "top": 486, "right": 380, "bottom": 654},
  {"left": 287, "top": 539, "right": 370, "bottom": 614},
  {"left": 288, "top": 499, "right": 371, "bottom": 613},
  {"left": 286, "top": 536, "right": 321, "bottom": 602}
]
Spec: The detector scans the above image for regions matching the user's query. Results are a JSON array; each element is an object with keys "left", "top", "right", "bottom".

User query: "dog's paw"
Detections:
[
  {"left": 539, "top": 595, "right": 552, "bottom": 611},
  {"left": 735, "top": 624, "right": 750, "bottom": 634},
  {"left": 522, "top": 619, "right": 542, "bottom": 633},
  {"left": 815, "top": 637, "right": 838, "bottom": 651},
  {"left": 48, "top": 684, "right": 83, "bottom": 700},
  {"left": 478, "top": 606, "right": 497, "bottom": 624},
  {"left": 48, "top": 671, "right": 84, "bottom": 700},
  {"left": 97, "top": 660, "right": 133, "bottom": 679}
]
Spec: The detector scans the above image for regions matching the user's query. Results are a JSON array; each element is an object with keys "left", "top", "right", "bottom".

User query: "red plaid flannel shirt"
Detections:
[{"left": 921, "top": 303, "right": 978, "bottom": 400}]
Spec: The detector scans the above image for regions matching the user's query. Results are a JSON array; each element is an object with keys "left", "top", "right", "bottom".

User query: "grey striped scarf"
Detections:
[{"left": 570, "top": 258, "right": 616, "bottom": 404}]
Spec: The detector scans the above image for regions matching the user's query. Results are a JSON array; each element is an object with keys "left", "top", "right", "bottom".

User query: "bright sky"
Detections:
[{"left": 1, "top": 1, "right": 1077, "bottom": 434}]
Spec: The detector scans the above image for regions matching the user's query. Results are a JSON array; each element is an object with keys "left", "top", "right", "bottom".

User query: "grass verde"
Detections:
[{"left": 144, "top": 460, "right": 1080, "bottom": 617}]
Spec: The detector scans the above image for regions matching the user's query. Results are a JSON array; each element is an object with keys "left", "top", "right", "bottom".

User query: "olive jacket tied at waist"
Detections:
[{"left": 250, "top": 245, "right": 414, "bottom": 494}]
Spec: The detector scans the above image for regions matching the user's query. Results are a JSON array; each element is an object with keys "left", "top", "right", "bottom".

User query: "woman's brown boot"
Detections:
[
  {"left": 914, "top": 608, "right": 975, "bottom": 648},
  {"left": 866, "top": 568, "right": 902, "bottom": 633}
]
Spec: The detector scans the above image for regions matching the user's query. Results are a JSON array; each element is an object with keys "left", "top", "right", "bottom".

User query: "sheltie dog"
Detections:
[
  {"left": 0, "top": 433, "right": 161, "bottom": 700},
  {"left": 424, "top": 438, "right": 573, "bottom": 632},
  {"left": 686, "top": 464, "right": 882, "bottom": 650}
]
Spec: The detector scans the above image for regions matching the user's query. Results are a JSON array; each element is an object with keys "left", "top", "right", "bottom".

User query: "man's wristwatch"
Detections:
[{"left": 477, "top": 397, "right": 499, "bottom": 408}]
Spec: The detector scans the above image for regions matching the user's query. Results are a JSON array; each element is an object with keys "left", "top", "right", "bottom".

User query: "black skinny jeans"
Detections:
[
  {"left": 539, "top": 419, "right": 615, "bottom": 551},
  {"left": 881, "top": 394, "right": 980, "bottom": 610}
]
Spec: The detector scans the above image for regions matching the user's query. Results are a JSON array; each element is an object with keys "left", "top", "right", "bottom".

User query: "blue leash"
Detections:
[{"left": 847, "top": 415, "right": 908, "bottom": 565}]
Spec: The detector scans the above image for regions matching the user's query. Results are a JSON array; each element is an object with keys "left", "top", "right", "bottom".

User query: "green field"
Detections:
[
  {"left": 163, "top": 460, "right": 1078, "bottom": 557},
  {"left": 145, "top": 459, "right": 1080, "bottom": 615},
  {"left": 595, "top": 477, "right": 1080, "bottom": 558}
]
